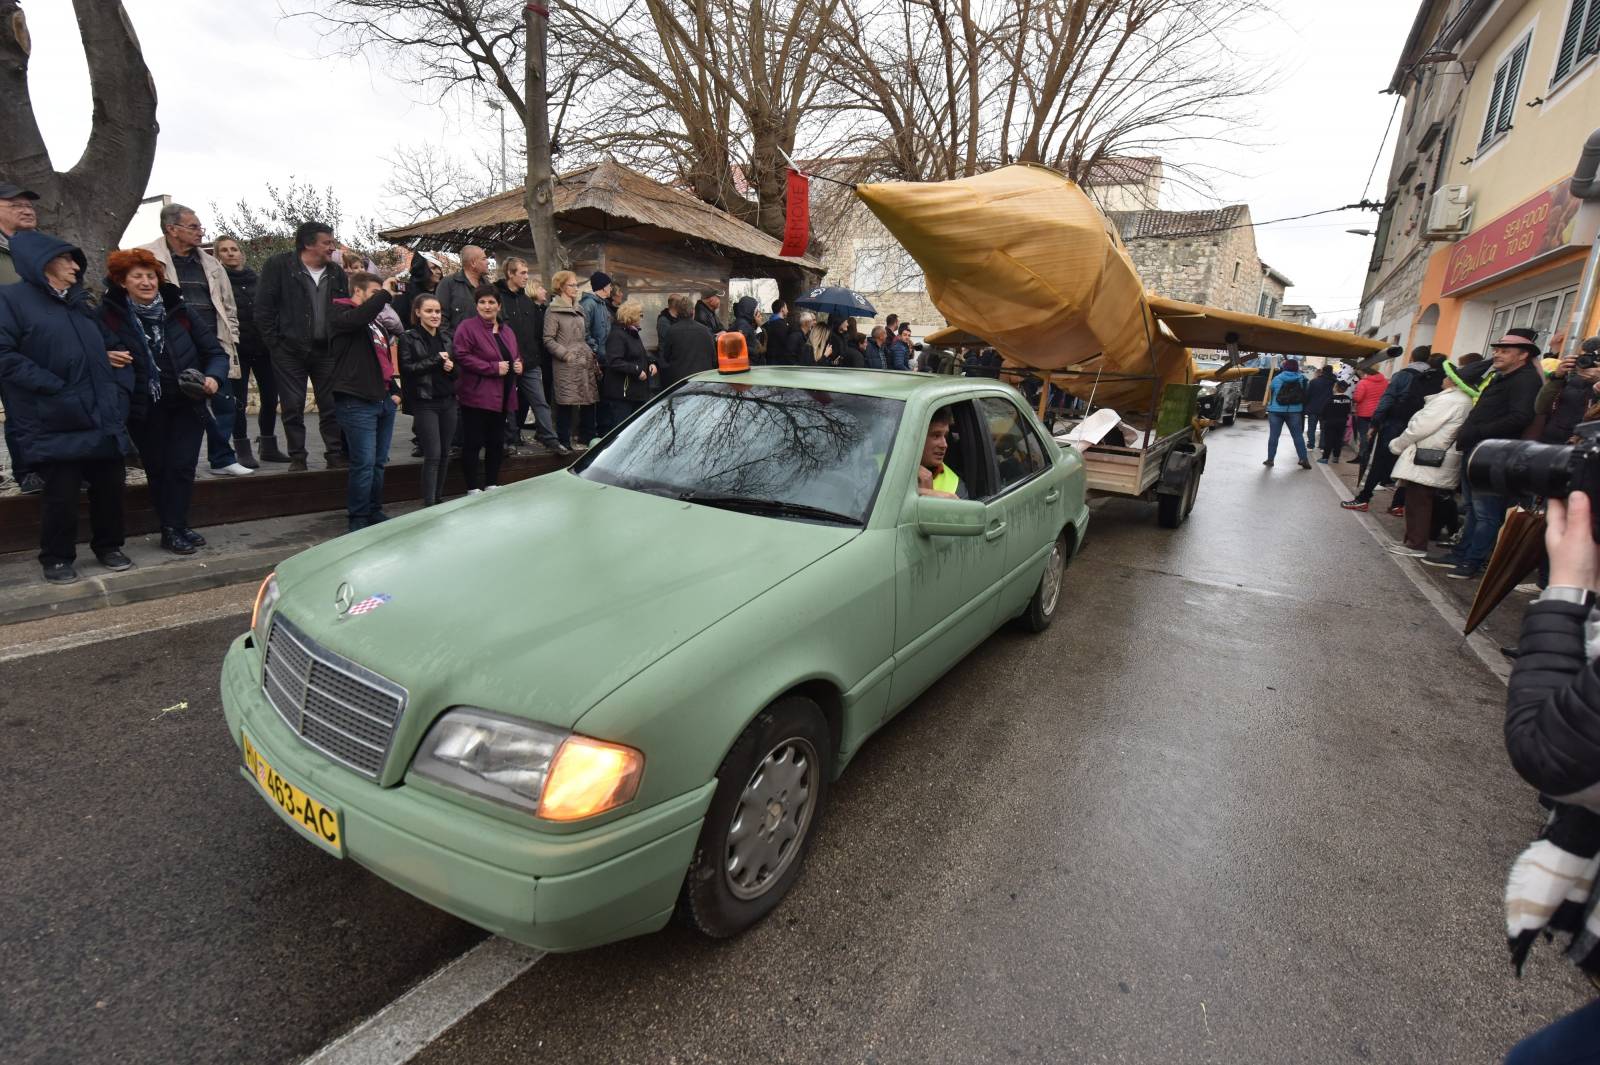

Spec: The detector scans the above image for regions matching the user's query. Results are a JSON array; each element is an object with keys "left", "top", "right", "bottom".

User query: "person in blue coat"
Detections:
[
  {"left": 99, "top": 247, "right": 230, "bottom": 556},
  {"left": 0, "top": 230, "right": 135, "bottom": 583},
  {"left": 1263, "top": 358, "right": 1311, "bottom": 469}
]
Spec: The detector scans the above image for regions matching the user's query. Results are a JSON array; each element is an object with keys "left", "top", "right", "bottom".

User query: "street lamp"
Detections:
[
  {"left": 486, "top": 99, "right": 508, "bottom": 189},
  {"left": 1346, "top": 228, "right": 1374, "bottom": 236}
]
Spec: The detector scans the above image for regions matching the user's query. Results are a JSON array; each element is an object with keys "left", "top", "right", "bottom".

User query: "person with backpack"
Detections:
[{"left": 1263, "top": 359, "right": 1311, "bottom": 469}]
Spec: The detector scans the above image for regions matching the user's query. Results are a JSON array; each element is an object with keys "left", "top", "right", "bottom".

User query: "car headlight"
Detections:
[
  {"left": 252, "top": 573, "right": 280, "bottom": 644},
  {"left": 411, "top": 708, "right": 643, "bottom": 821}
]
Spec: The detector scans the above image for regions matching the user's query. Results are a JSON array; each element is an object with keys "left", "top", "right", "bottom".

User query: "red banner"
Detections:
[
  {"left": 1442, "top": 176, "right": 1581, "bottom": 296},
  {"left": 779, "top": 168, "right": 810, "bottom": 258}
]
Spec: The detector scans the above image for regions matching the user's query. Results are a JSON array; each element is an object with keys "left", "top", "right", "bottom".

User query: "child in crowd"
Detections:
[{"left": 1319, "top": 381, "right": 1353, "bottom": 464}]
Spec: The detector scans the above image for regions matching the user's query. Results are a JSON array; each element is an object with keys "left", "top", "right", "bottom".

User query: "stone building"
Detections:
[{"left": 1108, "top": 205, "right": 1294, "bottom": 317}]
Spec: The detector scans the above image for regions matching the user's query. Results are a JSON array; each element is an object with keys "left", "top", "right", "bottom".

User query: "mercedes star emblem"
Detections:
[{"left": 335, "top": 582, "right": 355, "bottom": 615}]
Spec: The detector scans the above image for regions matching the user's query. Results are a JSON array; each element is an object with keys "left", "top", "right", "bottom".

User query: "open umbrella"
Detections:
[
  {"left": 795, "top": 285, "right": 877, "bottom": 320},
  {"left": 1464, "top": 505, "right": 1546, "bottom": 635}
]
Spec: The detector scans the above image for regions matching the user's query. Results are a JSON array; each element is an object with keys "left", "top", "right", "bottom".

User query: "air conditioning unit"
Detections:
[{"left": 1425, "top": 184, "right": 1471, "bottom": 237}]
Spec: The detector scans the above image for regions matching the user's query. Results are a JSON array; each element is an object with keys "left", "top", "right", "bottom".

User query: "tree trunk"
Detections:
[
  {"left": 523, "top": 3, "right": 566, "bottom": 288},
  {"left": 0, "top": 0, "right": 157, "bottom": 281}
]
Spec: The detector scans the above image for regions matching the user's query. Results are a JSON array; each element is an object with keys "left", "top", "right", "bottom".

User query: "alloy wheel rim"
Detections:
[
  {"left": 725, "top": 737, "right": 818, "bottom": 900},
  {"left": 1040, "top": 538, "right": 1065, "bottom": 616}
]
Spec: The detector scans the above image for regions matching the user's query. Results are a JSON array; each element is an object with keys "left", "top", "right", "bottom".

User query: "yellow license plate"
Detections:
[{"left": 242, "top": 730, "right": 344, "bottom": 857}]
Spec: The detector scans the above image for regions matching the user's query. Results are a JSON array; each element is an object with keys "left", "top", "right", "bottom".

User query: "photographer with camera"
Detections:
[
  {"left": 1499, "top": 485, "right": 1600, "bottom": 1060},
  {"left": 1535, "top": 336, "right": 1600, "bottom": 446},
  {"left": 1421, "top": 335, "right": 1543, "bottom": 579}
]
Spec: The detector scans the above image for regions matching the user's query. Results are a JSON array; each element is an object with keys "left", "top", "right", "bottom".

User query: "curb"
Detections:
[{"left": 1, "top": 543, "right": 304, "bottom": 626}]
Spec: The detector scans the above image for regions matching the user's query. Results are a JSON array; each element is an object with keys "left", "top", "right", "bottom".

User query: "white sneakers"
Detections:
[
  {"left": 1386, "top": 544, "right": 1426, "bottom": 557},
  {"left": 208, "top": 462, "right": 255, "bottom": 477},
  {"left": 467, "top": 488, "right": 483, "bottom": 496}
]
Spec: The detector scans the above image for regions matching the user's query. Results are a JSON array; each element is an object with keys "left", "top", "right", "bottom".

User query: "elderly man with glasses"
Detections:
[
  {"left": 0, "top": 181, "right": 43, "bottom": 493},
  {"left": 140, "top": 203, "right": 253, "bottom": 475}
]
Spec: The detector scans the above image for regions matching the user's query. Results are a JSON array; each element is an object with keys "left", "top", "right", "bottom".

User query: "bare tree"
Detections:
[
  {"left": 290, "top": 0, "right": 586, "bottom": 282},
  {"left": 382, "top": 142, "right": 504, "bottom": 218},
  {"left": 212, "top": 179, "right": 382, "bottom": 269},
  {"left": 0, "top": 0, "right": 158, "bottom": 277}
]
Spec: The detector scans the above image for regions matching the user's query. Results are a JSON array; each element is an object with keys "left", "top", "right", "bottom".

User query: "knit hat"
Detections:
[
  {"left": 589, "top": 271, "right": 612, "bottom": 291},
  {"left": 1281, "top": 359, "right": 1298, "bottom": 373}
]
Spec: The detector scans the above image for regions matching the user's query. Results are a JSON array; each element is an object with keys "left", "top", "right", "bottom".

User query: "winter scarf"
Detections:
[
  {"left": 1506, "top": 801, "right": 1600, "bottom": 981},
  {"left": 130, "top": 296, "right": 166, "bottom": 401}
]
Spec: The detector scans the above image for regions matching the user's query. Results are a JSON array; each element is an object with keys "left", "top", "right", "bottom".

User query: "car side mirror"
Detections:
[{"left": 915, "top": 495, "right": 986, "bottom": 537}]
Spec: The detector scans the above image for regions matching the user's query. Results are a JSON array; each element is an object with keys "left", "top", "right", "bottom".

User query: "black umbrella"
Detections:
[{"left": 795, "top": 285, "right": 877, "bottom": 320}]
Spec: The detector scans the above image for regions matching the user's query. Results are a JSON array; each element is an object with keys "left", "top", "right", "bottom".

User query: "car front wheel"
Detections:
[{"left": 679, "top": 697, "right": 831, "bottom": 938}]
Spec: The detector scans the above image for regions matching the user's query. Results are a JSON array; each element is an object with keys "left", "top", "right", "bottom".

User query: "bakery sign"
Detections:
[{"left": 1442, "top": 176, "right": 1583, "bottom": 296}]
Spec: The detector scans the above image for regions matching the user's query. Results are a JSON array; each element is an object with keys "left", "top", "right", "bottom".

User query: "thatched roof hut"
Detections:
[{"left": 381, "top": 159, "right": 824, "bottom": 332}]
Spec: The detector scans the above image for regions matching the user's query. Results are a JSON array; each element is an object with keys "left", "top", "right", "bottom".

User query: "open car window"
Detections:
[
  {"left": 980, "top": 396, "right": 1049, "bottom": 492},
  {"left": 575, "top": 382, "right": 904, "bottom": 525}
]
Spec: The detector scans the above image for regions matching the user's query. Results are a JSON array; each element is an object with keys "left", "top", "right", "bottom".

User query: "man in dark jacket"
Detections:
[
  {"left": 762, "top": 299, "right": 794, "bottom": 366},
  {"left": 255, "top": 221, "right": 349, "bottom": 470},
  {"left": 435, "top": 245, "right": 489, "bottom": 332},
  {"left": 694, "top": 290, "right": 723, "bottom": 335},
  {"left": 1342, "top": 348, "right": 1429, "bottom": 509},
  {"left": 327, "top": 272, "right": 401, "bottom": 532},
  {"left": 659, "top": 295, "right": 717, "bottom": 386},
  {"left": 732, "top": 296, "right": 762, "bottom": 365},
  {"left": 496, "top": 260, "right": 567, "bottom": 455},
  {"left": 1421, "top": 335, "right": 1543, "bottom": 578},
  {"left": 1537, "top": 336, "right": 1600, "bottom": 445},
  {"left": 215, "top": 236, "right": 288, "bottom": 464},
  {"left": 885, "top": 325, "right": 913, "bottom": 371},
  {"left": 655, "top": 295, "right": 680, "bottom": 355},
  {"left": 1303, "top": 366, "right": 1334, "bottom": 450},
  {"left": 0, "top": 181, "right": 42, "bottom": 492},
  {"left": 0, "top": 231, "right": 134, "bottom": 582}
]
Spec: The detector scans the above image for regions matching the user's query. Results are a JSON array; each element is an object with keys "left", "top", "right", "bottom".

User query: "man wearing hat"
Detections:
[
  {"left": 580, "top": 271, "right": 613, "bottom": 371},
  {"left": 0, "top": 181, "right": 43, "bottom": 492},
  {"left": 1421, "top": 333, "right": 1542, "bottom": 579},
  {"left": 0, "top": 181, "right": 40, "bottom": 287},
  {"left": 694, "top": 290, "right": 723, "bottom": 335}
]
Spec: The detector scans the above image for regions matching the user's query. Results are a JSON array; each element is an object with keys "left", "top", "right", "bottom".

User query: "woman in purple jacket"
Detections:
[{"left": 450, "top": 285, "right": 520, "bottom": 493}]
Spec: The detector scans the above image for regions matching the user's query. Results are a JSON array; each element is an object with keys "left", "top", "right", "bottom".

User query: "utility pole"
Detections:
[
  {"left": 523, "top": 1, "right": 567, "bottom": 287},
  {"left": 487, "top": 99, "right": 507, "bottom": 189}
]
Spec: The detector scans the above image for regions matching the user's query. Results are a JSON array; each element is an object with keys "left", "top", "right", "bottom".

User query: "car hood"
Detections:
[{"left": 271, "top": 473, "right": 856, "bottom": 729}]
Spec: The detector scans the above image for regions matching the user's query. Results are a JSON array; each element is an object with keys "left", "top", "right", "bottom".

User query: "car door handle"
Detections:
[
  {"left": 1044, "top": 489, "right": 1060, "bottom": 503},
  {"left": 985, "top": 521, "right": 1008, "bottom": 541}
]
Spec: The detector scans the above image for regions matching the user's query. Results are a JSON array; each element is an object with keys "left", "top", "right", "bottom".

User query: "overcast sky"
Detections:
[{"left": 23, "top": 0, "right": 1416, "bottom": 324}]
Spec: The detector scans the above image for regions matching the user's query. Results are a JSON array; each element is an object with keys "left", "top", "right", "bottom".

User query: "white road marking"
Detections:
[
  {"left": 298, "top": 937, "right": 543, "bottom": 1065},
  {"left": 1316, "top": 462, "right": 1511, "bottom": 683}
]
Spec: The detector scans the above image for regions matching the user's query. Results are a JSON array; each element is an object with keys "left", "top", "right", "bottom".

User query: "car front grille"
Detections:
[{"left": 261, "top": 615, "right": 408, "bottom": 780}]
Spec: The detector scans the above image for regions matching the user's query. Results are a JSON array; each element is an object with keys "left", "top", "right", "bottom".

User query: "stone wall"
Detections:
[{"left": 1120, "top": 217, "right": 1265, "bottom": 314}]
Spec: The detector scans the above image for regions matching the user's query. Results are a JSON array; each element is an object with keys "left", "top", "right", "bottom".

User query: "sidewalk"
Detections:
[
  {"left": 0, "top": 505, "right": 420, "bottom": 625},
  {"left": 1320, "top": 446, "right": 1535, "bottom": 660}
]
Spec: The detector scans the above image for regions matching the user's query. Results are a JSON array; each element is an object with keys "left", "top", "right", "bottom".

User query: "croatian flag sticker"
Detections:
[{"left": 347, "top": 594, "right": 392, "bottom": 616}]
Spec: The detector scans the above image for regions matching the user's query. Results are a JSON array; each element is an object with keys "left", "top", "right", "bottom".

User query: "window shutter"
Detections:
[
  {"left": 1582, "top": 0, "right": 1600, "bottom": 62},
  {"left": 1481, "top": 64, "right": 1507, "bottom": 145},
  {"left": 1554, "top": 0, "right": 1587, "bottom": 82},
  {"left": 1496, "top": 38, "right": 1528, "bottom": 134}
]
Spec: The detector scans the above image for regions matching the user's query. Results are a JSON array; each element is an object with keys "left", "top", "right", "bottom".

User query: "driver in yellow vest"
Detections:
[{"left": 917, "top": 407, "right": 969, "bottom": 499}]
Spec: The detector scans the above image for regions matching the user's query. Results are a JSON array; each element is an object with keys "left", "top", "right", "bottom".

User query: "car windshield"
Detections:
[{"left": 575, "top": 382, "right": 904, "bottom": 525}]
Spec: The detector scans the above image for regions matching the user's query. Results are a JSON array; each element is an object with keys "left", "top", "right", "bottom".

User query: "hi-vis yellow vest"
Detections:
[{"left": 932, "top": 464, "right": 960, "bottom": 494}]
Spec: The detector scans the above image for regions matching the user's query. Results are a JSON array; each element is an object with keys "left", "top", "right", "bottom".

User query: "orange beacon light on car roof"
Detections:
[{"left": 717, "top": 331, "right": 750, "bottom": 374}]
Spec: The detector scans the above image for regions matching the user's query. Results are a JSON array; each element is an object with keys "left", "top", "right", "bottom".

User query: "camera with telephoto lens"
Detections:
[{"left": 1468, "top": 421, "right": 1600, "bottom": 536}]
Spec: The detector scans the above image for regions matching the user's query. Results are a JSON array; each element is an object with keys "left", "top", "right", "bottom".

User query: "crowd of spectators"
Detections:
[{"left": 0, "top": 179, "right": 993, "bottom": 585}]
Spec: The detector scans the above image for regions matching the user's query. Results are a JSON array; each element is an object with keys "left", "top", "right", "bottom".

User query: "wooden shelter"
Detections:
[{"left": 380, "top": 159, "right": 825, "bottom": 345}]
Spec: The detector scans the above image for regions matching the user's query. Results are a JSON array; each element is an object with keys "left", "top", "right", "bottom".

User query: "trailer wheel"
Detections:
[{"left": 1158, "top": 465, "right": 1198, "bottom": 528}]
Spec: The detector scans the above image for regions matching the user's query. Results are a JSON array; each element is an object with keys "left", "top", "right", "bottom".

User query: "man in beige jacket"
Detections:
[{"left": 140, "top": 204, "right": 254, "bottom": 473}]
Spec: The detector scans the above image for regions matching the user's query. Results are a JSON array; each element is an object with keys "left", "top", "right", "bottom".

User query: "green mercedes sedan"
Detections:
[{"left": 220, "top": 367, "right": 1089, "bottom": 951}]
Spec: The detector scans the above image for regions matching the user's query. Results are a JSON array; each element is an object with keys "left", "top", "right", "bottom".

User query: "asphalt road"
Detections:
[{"left": 2, "top": 421, "right": 1591, "bottom": 1065}]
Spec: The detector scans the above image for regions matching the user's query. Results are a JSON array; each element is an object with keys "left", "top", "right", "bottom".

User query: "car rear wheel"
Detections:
[
  {"left": 1020, "top": 530, "right": 1070, "bottom": 633},
  {"left": 679, "top": 697, "right": 831, "bottom": 938}
]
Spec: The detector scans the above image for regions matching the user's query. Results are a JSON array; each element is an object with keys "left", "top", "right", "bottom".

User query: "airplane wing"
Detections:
[{"left": 1148, "top": 297, "right": 1388, "bottom": 360}]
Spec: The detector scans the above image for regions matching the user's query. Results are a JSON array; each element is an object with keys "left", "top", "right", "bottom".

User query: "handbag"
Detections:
[{"left": 1413, "top": 447, "right": 1447, "bottom": 467}]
